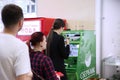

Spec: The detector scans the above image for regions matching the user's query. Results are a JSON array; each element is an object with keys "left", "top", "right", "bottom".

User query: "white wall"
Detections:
[
  {"left": 101, "top": 0, "right": 120, "bottom": 78},
  {"left": 37, "top": 0, "right": 95, "bottom": 30},
  {"left": 102, "top": 0, "right": 120, "bottom": 58}
]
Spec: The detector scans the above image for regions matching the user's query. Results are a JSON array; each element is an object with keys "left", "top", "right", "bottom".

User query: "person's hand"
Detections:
[
  {"left": 56, "top": 74, "right": 60, "bottom": 80},
  {"left": 65, "top": 38, "right": 69, "bottom": 45},
  {"left": 55, "top": 71, "right": 64, "bottom": 80}
]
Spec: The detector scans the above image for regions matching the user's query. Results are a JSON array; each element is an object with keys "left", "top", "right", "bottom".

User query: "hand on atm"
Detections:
[{"left": 65, "top": 38, "right": 70, "bottom": 45}]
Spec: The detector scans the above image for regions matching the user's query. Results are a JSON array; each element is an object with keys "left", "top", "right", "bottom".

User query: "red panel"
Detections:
[
  {"left": 42, "top": 18, "right": 55, "bottom": 36},
  {"left": 16, "top": 17, "right": 66, "bottom": 41}
]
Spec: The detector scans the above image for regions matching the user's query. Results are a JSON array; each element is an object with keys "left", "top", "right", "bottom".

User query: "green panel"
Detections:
[
  {"left": 77, "top": 30, "right": 96, "bottom": 80},
  {"left": 62, "top": 30, "right": 96, "bottom": 80},
  {"left": 67, "top": 72, "right": 77, "bottom": 80},
  {"left": 65, "top": 57, "right": 77, "bottom": 69}
]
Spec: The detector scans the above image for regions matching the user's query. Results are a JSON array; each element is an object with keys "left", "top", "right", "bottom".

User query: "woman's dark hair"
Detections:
[
  {"left": 26, "top": 32, "right": 44, "bottom": 53},
  {"left": 1, "top": 4, "right": 23, "bottom": 28},
  {"left": 46, "top": 18, "right": 65, "bottom": 56}
]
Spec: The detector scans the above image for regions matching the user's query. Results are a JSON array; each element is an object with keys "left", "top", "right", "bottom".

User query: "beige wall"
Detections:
[{"left": 37, "top": 0, "right": 95, "bottom": 30}]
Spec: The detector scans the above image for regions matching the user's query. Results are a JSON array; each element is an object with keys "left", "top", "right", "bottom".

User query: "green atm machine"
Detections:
[{"left": 62, "top": 30, "right": 96, "bottom": 80}]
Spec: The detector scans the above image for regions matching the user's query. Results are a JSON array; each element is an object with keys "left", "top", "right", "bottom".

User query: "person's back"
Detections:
[
  {"left": 47, "top": 18, "right": 70, "bottom": 80},
  {"left": 0, "top": 33, "right": 30, "bottom": 80},
  {"left": 30, "top": 51, "right": 58, "bottom": 80},
  {"left": 49, "top": 31, "right": 66, "bottom": 70},
  {"left": 0, "top": 4, "right": 32, "bottom": 80}
]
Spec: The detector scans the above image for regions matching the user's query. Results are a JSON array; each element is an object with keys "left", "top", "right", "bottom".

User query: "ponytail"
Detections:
[{"left": 26, "top": 40, "right": 34, "bottom": 53}]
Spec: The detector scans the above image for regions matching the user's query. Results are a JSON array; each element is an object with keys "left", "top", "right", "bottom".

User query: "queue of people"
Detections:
[{"left": 0, "top": 4, "right": 70, "bottom": 80}]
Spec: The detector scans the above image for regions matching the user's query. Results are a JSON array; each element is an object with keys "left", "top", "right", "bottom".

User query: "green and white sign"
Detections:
[
  {"left": 62, "top": 30, "right": 96, "bottom": 80},
  {"left": 77, "top": 30, "right": 96, "bottom": 80}
]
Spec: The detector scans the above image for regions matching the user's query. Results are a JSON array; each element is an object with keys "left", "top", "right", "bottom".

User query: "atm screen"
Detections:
[
  {"left": 63, "top": 32, "right": 80, "bottom": 42},
  {"left": 69, "top": 44, "right": 79, "bottom": 57}
]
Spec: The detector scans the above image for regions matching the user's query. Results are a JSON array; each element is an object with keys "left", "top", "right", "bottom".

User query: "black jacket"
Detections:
[{"left": 48, "top": 31, "right": 70, "bottom": 80}]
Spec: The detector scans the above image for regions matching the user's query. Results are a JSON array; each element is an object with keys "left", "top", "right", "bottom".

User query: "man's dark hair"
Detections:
[
  {"left": 53, "top": 18, "right": 65, "bottom": 29},
  {"left": 1, "top": 4, "right": 23, "bottom": 28}
]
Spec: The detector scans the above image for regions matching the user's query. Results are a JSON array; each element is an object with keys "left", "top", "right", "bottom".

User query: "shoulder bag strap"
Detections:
[{"left": 32, "top": 70, "right": 45, "bottom": 80}]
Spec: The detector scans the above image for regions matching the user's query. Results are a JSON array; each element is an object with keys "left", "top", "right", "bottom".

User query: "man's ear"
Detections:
[{"left": 18, "top": 19, "right": 24, "bottom": 31}]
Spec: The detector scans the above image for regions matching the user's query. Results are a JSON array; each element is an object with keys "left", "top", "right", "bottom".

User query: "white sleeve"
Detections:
[{"left": 14, "top": 44, "right": 31, "bottom": 76}]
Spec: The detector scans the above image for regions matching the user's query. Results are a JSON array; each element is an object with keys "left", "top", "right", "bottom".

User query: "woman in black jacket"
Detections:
[{"left": 46, "top": 18, "right": 70, "bottom": 80}]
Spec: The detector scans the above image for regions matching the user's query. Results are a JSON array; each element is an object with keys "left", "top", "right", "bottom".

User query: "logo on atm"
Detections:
[{"left": 85, "top": 50, "right": 91, "bottom": 67}]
